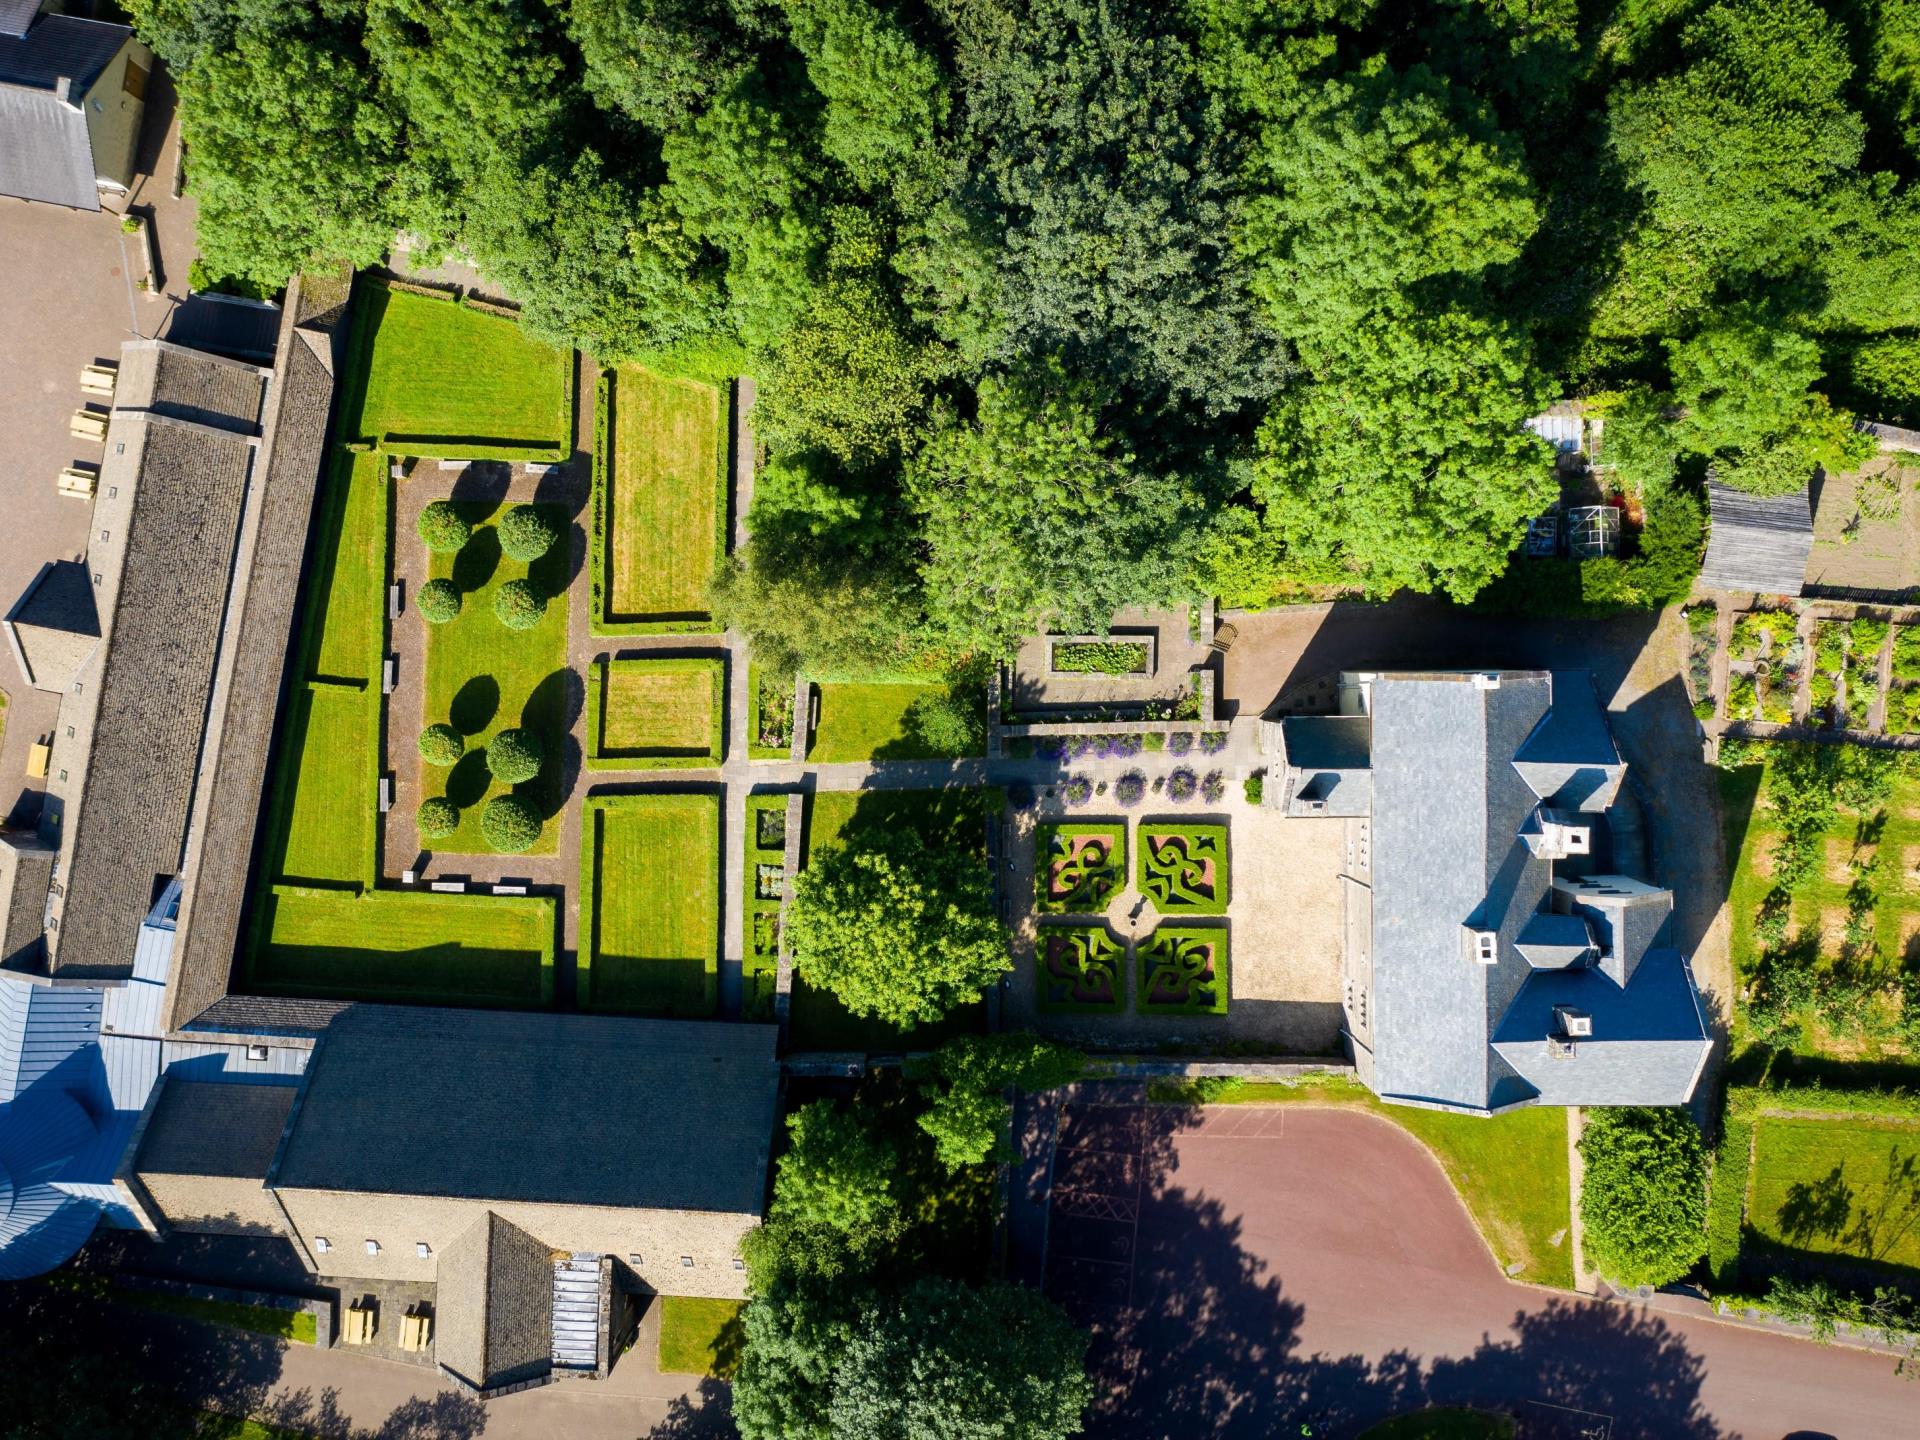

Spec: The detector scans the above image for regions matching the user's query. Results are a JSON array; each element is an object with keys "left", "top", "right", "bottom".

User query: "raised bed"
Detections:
[{"left": 1047, "top": 634, "right": 1156, "bottom": 676}]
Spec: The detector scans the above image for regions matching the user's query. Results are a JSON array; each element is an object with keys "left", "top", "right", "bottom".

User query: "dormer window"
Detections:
[
  {"left": 1553, "top": 1005, "right": 1593, "bottom": 1038},
  {"left": 1466, "top": 928, "right": 1498, "bottom": 965}
]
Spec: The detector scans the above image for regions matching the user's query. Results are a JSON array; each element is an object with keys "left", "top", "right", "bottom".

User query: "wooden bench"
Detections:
[
  {"left": 69, "top": 410, "right": 108, "bottom": 442},
  {"left": 56, "top": 468, "right": 96, "bottom": 500},
  {"left": 80, "top": 365, "right": 117, "bottom": 397}
]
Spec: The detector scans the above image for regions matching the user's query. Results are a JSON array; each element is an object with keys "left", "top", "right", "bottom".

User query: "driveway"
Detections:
[
  {"left": 0, "top": 64, "right": 198, "bottom": 825},
  {"left": 1014, "top": 1093, "right": 1912, "bottom": 1439}
]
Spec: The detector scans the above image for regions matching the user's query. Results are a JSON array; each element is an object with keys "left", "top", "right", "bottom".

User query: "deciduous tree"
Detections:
[{"left": 1578, "top": 1106, "right": 1708, "bottom": 1289}]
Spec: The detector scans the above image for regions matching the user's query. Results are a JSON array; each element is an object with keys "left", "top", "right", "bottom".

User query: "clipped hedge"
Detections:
[
  {"left": 1136, "top": 822, "right": 1230, "bottom": 915},
  {"left": 494, "top": 577, "right": 546, "bottom": 630},
  {"left": 1035, "top": 821, "right": 1127, "bottom": 914},
  {"left": 417, "top": 500, "right": 472, "bottom": 554},
  {"left": 482, "top": 794, "right": 542, "bottom": 853}
]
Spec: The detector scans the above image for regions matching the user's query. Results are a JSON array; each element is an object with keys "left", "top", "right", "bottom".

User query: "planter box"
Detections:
[{"left": 1047, "top": 634, "right": 1156, "bottom": 677}]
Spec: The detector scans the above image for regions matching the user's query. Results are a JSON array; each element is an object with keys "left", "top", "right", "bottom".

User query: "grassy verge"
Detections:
[
  {"left": 339, "top": 284, "right": 568, "bottom": 458},
  {"left": 808, "top": 680, "right": 970, "bottom": 762},
  {"left": 1153, "top": 1074, "right": 1575, "bottom": 1289},
  {"left": 594, "top": 364, "right": 727, "bottom": 631},
  {"left": 743, "top": 793, "right": 790, "bottom": 1020},
  {"left": 587, "top": 656, "right": 725, "bottom": 768},
  {"left": 790, "top": 789, "right": 998, "bottom": 1052},
  {"left": 656, "top": 1296, "right": 744, "bottom": 1379},
  {"left": 124, "top": 1292, "right": 318, "bottom": 1345},
  {"left": 580, "top": 794, "right": 720, "bottom": 1015},
  {"left": 247, "top": 887, "right": 555, "bottom": 1007},
  {"left": 1360, "top": 1410, "right": 1514, "bottom": 1440},
  {"left": 272, "top": 682, "right": 374, "bottom": 886},
  {"left": 418, "top": 502, "right": 570, "bottom": 855}
]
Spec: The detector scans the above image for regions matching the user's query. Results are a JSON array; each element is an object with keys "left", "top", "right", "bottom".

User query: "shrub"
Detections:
[
  {"left": 418, "top": 724, "right": 464, "bottom": 767},
  {"left": 1115, "top": 770, "right": 1146, "bottom": 807},
  {"left": 1893, "top": 628, "right": 1920, "bottom": 683},
  {"left": 1167, "top": 767, "right": 1198, "bottom": 802},
  {"left": 1579, "top": 1107, "right": 1708, "bottom": 1289},
  {"left": 416, "top": 797, "right": 458, "bottom": 839},
  {"left": 486, "top": 727, "right": 544, "bottom": 783},
  {"left": 1684, "top": 601, "right": 1716, "bottom": 636},
  {"left": 498, "top": 503, "right": 563, "bottom": 561},
  {"left": 1052, "top": 640, "right": 1148, "bottom": 674},
  {"left": 1243, "top": 774, "right": 1264, "bottom": 804},
  {"left": 416, "top": 500, "right": 471, "bottom": 554},
  {"left": 1063, "top": 776, "right": 1092, "bottom": 807},
  {"left": 1168, "top": 731, "right": 1194, "bottom": 756},
  {"left": 1692, "top": 695, "right": 1716, "bottom": 722},
  {"left": 1201, "top": 770, "right": 1226, "bottom": 803},
  {"left": 493, "top": 578, "right": 546, "bottom": 630},
  {"left": 904, "top": 688, "right": 984, "bottom": 756},
  {"left": 417, "top": 578, "right": 461, "bottom": 624},
  {"left": 481, "top": 794, "right": 542, "bottom": 853},
  {"left": 1199, "top": 731, "right": 1227, "bottom": 754}
]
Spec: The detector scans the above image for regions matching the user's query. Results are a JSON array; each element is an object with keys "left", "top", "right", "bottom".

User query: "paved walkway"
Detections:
[{"left": 1016, "top": 1095, "right": 1920, "bottom": 1439}]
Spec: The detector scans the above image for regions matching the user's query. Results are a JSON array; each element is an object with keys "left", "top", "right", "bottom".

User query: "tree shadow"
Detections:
[
  {"left": 1778, "top": 1165, "right": 1856, "bottom": 1245},
  {"left": 449, "top": 525, "right": 502, "bottom": 595},
  {"left": 1844, "top": 1147, "right": 1920, "bottom": 1265},
  {"left": 442, "top": 750, "right": 492, "bottom": 810},
  {"left": 644, "top": 1376, "right": 735, "bottom": 1437},
  {"left": 448, "top": 676, "right": 499, "bottom": 736}
]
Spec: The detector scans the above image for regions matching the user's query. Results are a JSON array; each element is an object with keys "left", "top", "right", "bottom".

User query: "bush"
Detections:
[
  {"left": 1063, "top": 776, "right": 1092, "bottom": 807},
  {"left": 417, "top": 500, "right": 471, "bottom": 554},
  {"left": 903, "top": 688, "right": 984, "bottom": 756},
  {"left": 1167, "top": 767, "right": 1198, "bottom": 802},
  {"left": 1201, "top": 770, "right": 1226, "bottom": 803},
  {"left": 418, "top": 724, "right": 464, "bottom": 767},
  {"left": 486, "top": 727, "right": 544, "bottom": 783},
  {"left": 498, "top": 503, "right": 563, "bottom": 561},
  {"left": 1051, "top": 640, "right": 1148, "bottom": 674},
  {"left": 481, "top": 794, "right": 542, "bottom": 853},
  {"left": 493, "top": 578, "right": 546, "bottom": 630},
  {"left": 1199, "top": 731, "right": 1227, "bottom": 754},
  {"left": 416, "top": 797, "right": 458, "bottom": 839},
  {"left": 1243, "top": 774, "right": 1264, "bottom": 805},
  {"left": 417, "top": 578, "right": 462, "bottom": 623},
  {"left": 1579, "top": 1107, "right": 1708, "bottom": 1289},
  {"left": 1115, "top": 770, "right": 1146, "bottom": 807},
  {"left": 1168, "top": 731, "right": 1194, "bottom": 756}
]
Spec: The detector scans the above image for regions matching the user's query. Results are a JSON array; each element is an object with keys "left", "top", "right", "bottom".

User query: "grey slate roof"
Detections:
[
  {"left": 5, "top": 559, "right": 100, "bottom": 692},
  {"left": 1514, "top": 912, "right": 1593, "bottom": 969},
  {"left": 1699, "top": 478, "right": 1813, "bottom": 596},
  {"left": 437, "top": 1211, "right": 554, "bottom": 1394},
  {"left": 115, "top": 342, "right": 269, "bottom": 434},
  {"left": 0, "top": 833, "right": 54, "bottom": 971},
  {"left": 135, "top": 1078, "right": 295, "bottom": 1178},
  {"left": 1281, "top": 716, "right": 1371, "bottom": 771},
  {"left": 0, "top": 1, "right": 42, "bottom": 39},
  {"left": 1491, "top": 952, "right": 1710, "bottom": 1106},
  {"left": 270, "top": 1008, "right": 779, "bottom": 1216},
  {"left": 0, "top": 16, "right": 130, "bottom": 209},
  {"left": 1512, "top": 672, "right": 1624, "bottom": 812},
  {"left": 51, "top": 417, "right": 256, "bottom": 977}
]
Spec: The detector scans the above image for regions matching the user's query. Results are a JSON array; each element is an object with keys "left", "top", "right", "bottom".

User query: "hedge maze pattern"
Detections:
[
  {"left": 1036, "top": 822, "right": 1126, "bottom": 914},
  {"left": 1138, "top": 927, "right": 1229, "bottom": 1014},
  {"left": 1138, "top": 823, "right": 1229, "bottom": 915},
  {"left": 1037, "top": 924, "right": 1125, "bottom": 1013}
]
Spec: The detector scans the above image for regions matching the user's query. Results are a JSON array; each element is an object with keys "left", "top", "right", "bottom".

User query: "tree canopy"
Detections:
[{"left": 1578, "top": 1106, "right": 1709, "bottom": 1289}]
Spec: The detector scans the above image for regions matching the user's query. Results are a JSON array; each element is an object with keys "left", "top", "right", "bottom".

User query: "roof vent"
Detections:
[
  {"left": 1472, "top": 673, "right": 1501, "bottom": 690},
  {"left": 1554, "top": 1005, "right": 1593, "bottom": 1039},
  {"left": 1466, "top": 928, "right": 1498, "bottom": 965}
]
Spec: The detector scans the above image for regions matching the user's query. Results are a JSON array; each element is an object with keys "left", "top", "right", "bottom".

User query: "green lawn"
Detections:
[
  {"left": 808, "top": 681, "right": 975, "bottom": 762},
  {"left": 272, "top": 683, "right": 374, "bottom": 887},
  {"left": 341, "top": 285, "right": 569, "bottom": 458},
  {"left": 1164, "top": 1075, "right": 1575, "bottom": 1289},
  {"left": 1747, "top": 1114, "right": 1920, "bottom": 1277},
  {"left": 581, "top": 795, "right": 720, "bottom": 1014},
  {"left": 1719, "top": 758, "right": 1920, "bottom": 1061},
  {"left": 792, "top": 788, "right": 998, "bottom": 1052},
  {"left": 248, "top": 888, "right": 555, "bottom": 1006},
  {"left": 419, "top": 503, "right": 570, "bottom": 855},
  {"left": 656, "top": 1296, "right": 744, "bottom": 1378},
  {"left": 1359, "top": 1410, "right": 1514, "bottom": 1440},
  {"left": 601, "top": 364, "right": 725, "bottom": 624},
  {"left": 119, "top": 1291, "right": 317, "bottom": 1345},
  {"left": 590, "top": 656, "right": 724, "bottom": 767},
  {"left": 307, "top": 452, "right": 387, "bottom": 683}
]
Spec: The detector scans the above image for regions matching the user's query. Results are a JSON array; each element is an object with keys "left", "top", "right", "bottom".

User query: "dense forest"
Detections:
[{"left": 141, "top": 0, "right": 1920, "bottom": 663}]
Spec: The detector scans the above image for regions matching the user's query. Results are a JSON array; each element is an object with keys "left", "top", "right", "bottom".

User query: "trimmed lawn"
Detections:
[
  {"left": 121, "top": 1291, "right": 318, "bottom": 1345},
  {"left": 1719, "top": 758, "right": 1920, "bottom": 1061},
  {"left": 248, "top": 888, "right": 555, "bottom": 1007},
  {"left": 1747, "top": 1114, "right": 1920, "bottom": 1277},
  {"left": 308, "top": 452, "right": 387, "bottom": 683},
  {"left": 792, "top": 788, "right": 998, "bottom": 1051},
  {"left": 809, "top": 681, "right": 974, "bottom": 762},
  {"left": 272, "top": 682, "right": 374, "bottom": 887},
  {"left": 603, "top": 364, "right": 724, "bottom": 622},
  {"left": 1164, "top": 1075, "right": 1574, "bottom": 1289},
  {"left": 656, "top": 1296, "right": 744, "bottom": 1378},
  {"left": 581, "top": 794, "right": 720, "bottom": 1015},
  {"left": 342, "top": 286, "right": 569, "bottom": 458},
  {"left": 419, "top": 503, "right": 570, "bottom": 855},
  {"left": 590, "top": 656, "right": 724, "bottom": 766}
]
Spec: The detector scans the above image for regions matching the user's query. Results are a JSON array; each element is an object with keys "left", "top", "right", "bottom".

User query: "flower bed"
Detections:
[
  {"left": 1049, "top": 637, "right": 1153, "bottom": 675},
  {"left": 1137, "top": 823, "right": 1229, "bottom": 915},
  {"left": 1137, "top": 926, "right": 1229, "bottom": 1015},
  {"left": 1035, "top": 821, "right": 1126, "bottom": 914},
  {"left": 1036, "top": 924, "right": 1125, "bottom": 1012}
]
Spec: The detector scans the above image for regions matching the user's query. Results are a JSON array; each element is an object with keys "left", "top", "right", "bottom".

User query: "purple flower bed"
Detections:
[
  {"left": 1201, "top": 770, "right": 1226, "bottom": 803},
  {"left": 1167, "top": 767, "right": 1198, "bottom": 802},
  {"left": 1063, "top": 775, "right": 1093, "bottom": 806},
  {"left": 1168, "top": 732, "right": 1194, "bottom": 756},
  {"left": 1199, "top": 731, "right": 1228, "bottom": 754},
  {"left": 1115, "top": 769, "right": 1147, "bottom": 806}
]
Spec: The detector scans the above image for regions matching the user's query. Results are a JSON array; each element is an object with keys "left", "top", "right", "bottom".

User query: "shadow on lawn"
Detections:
[
  {"left": 448, "top": 676, "right": 500, "bottom": 736},
  {"left": 449, "top": 522, "right": 502, "bottom": 594}
]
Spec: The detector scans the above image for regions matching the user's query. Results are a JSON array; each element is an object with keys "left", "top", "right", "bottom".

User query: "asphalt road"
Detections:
[{"left": 1025, "top": 1099, "right": 1914, "bottom": 1440}]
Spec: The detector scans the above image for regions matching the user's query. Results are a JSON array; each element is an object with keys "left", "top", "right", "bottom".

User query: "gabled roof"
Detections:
[
  {"left": 134, "top": 1079, "right": 295, "bottom": 1179},
  {"left": 0, "top": 1, "right": 42, "bottom": 40},
  {"left": 1512, "top": 672, "right": 1623, "bottom": 812},
  {"left": 436, "top": 1211, "right": 554, "bottom": 1394},
  {"left": 269, "top": 1008, "right": 780, "bottom": 1216},
  {"left": 0, "top": 16, "right": 132, "bottom": 209},
  {"left": 1514, "top": 912, "right": 1592, "bottom": 969},
  {"left": 5, "top": 560, "right": 100, "bottom": 693},
  {"left": 1699, "top": 478, "right": 1813, "bottom": 596}
]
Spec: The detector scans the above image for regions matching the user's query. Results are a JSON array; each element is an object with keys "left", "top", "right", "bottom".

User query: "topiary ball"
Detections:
[
  {"left": 417, "top": 796, "right": 458, "bottom": 840},
  {"left": 486, "top": 727, "right": 544, "bottom": 784},
  {"left": 418, "top": 724, "right": 464, "bottom": 767},
  {"left": 417, "top": 578, "right": 461, "bottom": 624},
  {"left": 481, "top": 794, "right": 541, "bottom": 853},
  {"left": 498, "top": 503, "right": 562, "bottom": 562},
  {"left": 417, "top": 500, "right": 472, "bottom": 554},
  {"left": 493, "top": 578, "right": 545, "bottom": 630}
]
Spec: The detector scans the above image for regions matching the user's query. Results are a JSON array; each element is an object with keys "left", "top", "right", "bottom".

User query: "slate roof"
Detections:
[
  {"left": 5, "top": 560, "right": 100, "bottom": 692},
  {"left": 50, "top": 417, "right": 256, "bottom": 977},
  {"left": 1281, "top": 716, "right": 1371, "bottom": 771},
  {"left": 436, "top": 1211, "right": 554, "bottom": 1394},
  {"left": 0, "top": 1, "right": 41, "bottom": 39},
  {"left": 0, "top": 16, "right": 130, "bottom": 209},
  {"left": 270, "top": 1008, "right": 779, "bottom": 1215},
  {"left": 0, "top": 834, "right": 54, "bottom": 971},
  {"left": 135, "top": 1078, "right": 295, "bottom": 1178},
  {"left": 1364, "top": 671, "right": 1707, "bottom": 1111},
  {"left": 1699, "top": 478, "right": 1813, "bottom": 597}
]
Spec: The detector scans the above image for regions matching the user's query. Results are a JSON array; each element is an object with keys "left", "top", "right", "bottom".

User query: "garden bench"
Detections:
[
  {"left": 56, "top": 468, "right": 95, "bottom": 499},
  {"left": 430, "top": 880, "right": 466, "bottom": 893},
  {"left": 382, "top": 656, "right": 397, "bottom": 695},
  {"left": 377, "top": 776, "right": 393, "bottom": 813},
  {"left": 79, "top": 364, "right": 117, "bottom": 397},
  {"left": 388, "top": 582, "right": 402, "bottom": 620},
  {"left": 68, "top": 410, "right": 107, "bottom": 442}
]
